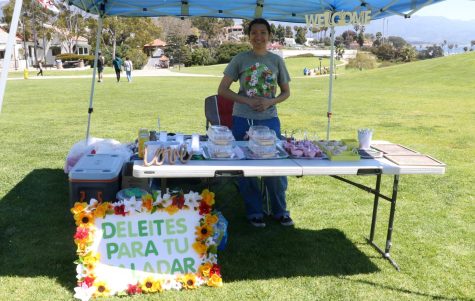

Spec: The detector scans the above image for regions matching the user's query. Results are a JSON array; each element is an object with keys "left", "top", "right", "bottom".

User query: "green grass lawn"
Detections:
[{"left": 0, "top": 53, "right": 474, "bottom": 301}]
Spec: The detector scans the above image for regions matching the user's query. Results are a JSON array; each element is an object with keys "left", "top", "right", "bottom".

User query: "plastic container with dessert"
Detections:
[
  {"left": 248, "top": 139, "right": 277, "bottom": 158},
  {"left": 248, "top": 125, "right": 276, "bottom": 146},
  {"left": 207, "top": 125, "right": 234, "bottom": 145},
  {"left": 206, "top": 140, "right": 235, "bottom": 158}
]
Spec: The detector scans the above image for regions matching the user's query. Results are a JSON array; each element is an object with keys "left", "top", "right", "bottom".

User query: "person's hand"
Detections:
[{"left": 250, "top": 96, "right": 272, "bottom": 112}]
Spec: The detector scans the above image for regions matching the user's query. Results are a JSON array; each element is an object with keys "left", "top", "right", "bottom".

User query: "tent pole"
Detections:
[
  {"left": 326, "top": 26, "right": 335, "bottom": 141},
  {"left": 85, "top": 16, "right": 103, "bottom": 144},
  {"left": 0, "top": 0, "right": 23, "bottom": 113}
]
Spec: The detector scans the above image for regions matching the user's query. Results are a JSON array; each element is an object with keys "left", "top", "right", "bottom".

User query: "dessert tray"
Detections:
[
  {"left": 316, "top": 139, "right": 360, "bottom": 161},
  {"left": 282, "top": 139, "right": 327, "bottom": 160},
  {"left": 202, "top": 144, "right": 245, "bottom": 160},
  {"left": 240, "top": 144, "right": 289, "bottom": 160}
]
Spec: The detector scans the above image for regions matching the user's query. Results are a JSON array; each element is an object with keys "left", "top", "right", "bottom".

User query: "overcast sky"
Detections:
[{"left": 413, "top": 0, "right": 475, "bottom": 21}]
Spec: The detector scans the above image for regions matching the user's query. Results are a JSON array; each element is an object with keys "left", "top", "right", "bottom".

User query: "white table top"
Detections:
[
  {"left": 133, "top": 140, "right": 445, "bottom": 178},
  {"left": 133, "top": 156, "right": 446, "bottom": 178}
]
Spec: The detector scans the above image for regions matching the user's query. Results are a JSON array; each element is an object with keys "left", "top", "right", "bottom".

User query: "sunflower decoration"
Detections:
[
  {"left": 93, "top": 202, "right": 111, "bottom": 218},
  {"left": 195, "top": 224, "right": 214, "bottom": 241},
  {"left": 140, "top": 276, "right": 163, "bottom": 293},
  {"left": 198, "top": 262, "right": 213, "bottom": 277},
  {"left": 192, "top": 241, "right": 208, "bottom": 257},
  {"left": 74, "top": 211, "right": 95, "bottom": 227},
  {"left": 142, "top": 193, "right": 154, "bottom": 212},
  {"left": 204, "top": 213, "right": 219, "bottom": 225},
  {"left": 182, "top": 273, "right": 198, "bottom": 289},
  {"left": 82, "top": 251, "right": 100, "bottom": 267},
  {"left": 165, "top": 204, "right": 180, "bottom": 215},
  {"left": 201, "top": 189, "right": 215, "bottom": 206},
  {"left": 93, "top": 280, "right": 110, "bottom": 297},
  {"left": 207, "top": 274, "right": 223, "bottom": 287},
  {"left": 71, "top": 201, "right": 88, "bottom": 216}
]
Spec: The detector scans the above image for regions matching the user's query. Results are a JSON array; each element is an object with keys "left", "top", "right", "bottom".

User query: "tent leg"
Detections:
[
  {"left": 0, "top": 0, "right": 24, "bottom": 113},
  {"left": 85, "top": 16, "right": 104, "bottom": 144},
  {"left": 326, "top": 26, "right": 335, "bottom": 141}
]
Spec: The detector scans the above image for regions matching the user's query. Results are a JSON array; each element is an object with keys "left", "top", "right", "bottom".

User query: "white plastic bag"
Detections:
[{"left": 64, "top": 138, "right": 133, "bottom": 174}]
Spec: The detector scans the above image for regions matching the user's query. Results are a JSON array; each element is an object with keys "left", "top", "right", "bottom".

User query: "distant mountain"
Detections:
[{"left": 336, "top": 16, "right": 475, "bottom": 45}]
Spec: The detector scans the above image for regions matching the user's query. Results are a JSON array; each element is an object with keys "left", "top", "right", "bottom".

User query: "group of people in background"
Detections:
[
  {"left": 96, "top": 52, "right": 133, "bottom": 83},
  {"left": 303, "top": 66, "right": 329, "bottom": 76}
]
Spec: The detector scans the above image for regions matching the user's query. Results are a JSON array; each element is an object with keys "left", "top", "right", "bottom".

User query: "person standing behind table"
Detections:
[
  {"left": 112, "top": 56, "right": 123, "bottom": 82},
  {"left": 37, "top": 60, "right": 43, "bottom": 76},
  {"left": 217, "top": 18, "right": 293, "bottom": 228},
  {"left": 97, "top": 52, "right": 105, "bottom": 82},
  {"left": 123, "top": 57, "right": 133, "bottom": 82}
]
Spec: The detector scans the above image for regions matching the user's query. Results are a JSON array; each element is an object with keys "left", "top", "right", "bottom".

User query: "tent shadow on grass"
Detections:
[
  {"left": 0, "top": 169, "right": 377, "bottom": 293},
  {"left": 0, "top": 168, "right": 77, "bottom": 290}
]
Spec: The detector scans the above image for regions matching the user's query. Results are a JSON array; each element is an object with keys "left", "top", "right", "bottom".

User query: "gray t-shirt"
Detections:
[{"left": 224, "top": 51, "right": 290, "bottom": 120}]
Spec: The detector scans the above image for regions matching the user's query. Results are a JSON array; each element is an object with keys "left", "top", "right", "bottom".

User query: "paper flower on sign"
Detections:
[
  {"left": 123, "top": 196, "right": 141, "bottom": 214},
  {"left": 182, "top": 274, "right": 198, "bottom": 289},
  {"left": 140, "top": 277, "right": 162, "bottom": 293},
  {"left": 207, "top": 274, "right": 223, "bottom": 287},
  {"left": 74, "top": 283, "right": 95, "bottom": 301},
  {"left": 162, "top": 277, "right": 182, "bottom": 290},
  {"left": 93, "top": 281, "right": 110, "bottom": 297}
]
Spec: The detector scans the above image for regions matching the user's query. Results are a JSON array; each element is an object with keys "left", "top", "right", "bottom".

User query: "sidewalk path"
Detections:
[{"left": 8, "top": 68, "right": 217, "bottom": 80}]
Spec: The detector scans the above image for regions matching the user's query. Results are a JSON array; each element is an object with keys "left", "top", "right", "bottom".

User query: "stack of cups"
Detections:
[{"left": 358, "top": 128, "right": 373, "bottom": 149}]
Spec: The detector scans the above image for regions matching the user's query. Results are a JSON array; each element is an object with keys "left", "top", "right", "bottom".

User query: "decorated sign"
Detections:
[
  {"left": 71, "top": 189, "right": 225, "bottom": 301},
  {"left": 305, "top": 10, "right": 371, "bottom": 28}
]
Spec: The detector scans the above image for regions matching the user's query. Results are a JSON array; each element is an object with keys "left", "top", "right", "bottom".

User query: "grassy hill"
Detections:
[{"left": 0, "top": 52, "right": 473, "bottom": 301}]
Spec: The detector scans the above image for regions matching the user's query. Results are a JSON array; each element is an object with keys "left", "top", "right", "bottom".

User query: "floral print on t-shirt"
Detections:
[{"left": 243, "top": 62, "right": 277, "bottom": 98}]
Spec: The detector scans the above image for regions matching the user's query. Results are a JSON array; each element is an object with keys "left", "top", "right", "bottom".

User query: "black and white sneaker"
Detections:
[
  {"left": 249, "top": 217, "right": 266, "bottom": 228},
  {"left": 278, "top": 215, "right": 294, "bottom": 226}
]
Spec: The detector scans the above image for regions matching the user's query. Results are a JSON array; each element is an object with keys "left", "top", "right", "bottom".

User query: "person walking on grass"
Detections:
[
  {"left": 217, "top": 18, "right": 293, "bottom": 228},
  {"left": 97, "top": 52, "right": 105, "bottom": 82},
  {"left": 112, "top": 56, "right": 123, "bottom": 82},
  {"left": 37, "top": 60, "right": 43, "bottom": 76},
  {"left": 124, "top": 57, "right": 133, "bottom": 82}
]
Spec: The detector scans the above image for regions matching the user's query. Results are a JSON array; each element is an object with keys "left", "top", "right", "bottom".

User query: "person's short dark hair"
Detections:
[
  {"left": 247, "top": 18, "right": 271, "bottom": 36},
  {"left": 126, "top": 57, "right": 129, "bottom": 60}
]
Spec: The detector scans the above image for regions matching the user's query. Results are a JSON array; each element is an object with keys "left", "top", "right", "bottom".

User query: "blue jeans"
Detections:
[
  {"left": 232, "top": 116, "right": 289, "bottom": 219},
  {"left": 126, "top": 71, "right": 132, "bottom": 82}
]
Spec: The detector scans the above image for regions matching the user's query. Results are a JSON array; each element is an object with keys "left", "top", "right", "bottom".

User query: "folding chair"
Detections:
[
  {"left": 204, "top": 95, "right": 271, "bottom": 214},
  {"left": 204, "top": 94, "right": 234, "bottom": 130}
]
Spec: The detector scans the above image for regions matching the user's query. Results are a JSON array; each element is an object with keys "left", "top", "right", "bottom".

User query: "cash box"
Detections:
[{"left": 69, "top": 154, "right": 123, "bottom": 205}]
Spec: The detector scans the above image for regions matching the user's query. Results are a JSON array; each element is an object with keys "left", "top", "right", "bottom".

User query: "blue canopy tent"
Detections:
[{"left": 0, "top": 0, "right": 446, "bottom": 141}]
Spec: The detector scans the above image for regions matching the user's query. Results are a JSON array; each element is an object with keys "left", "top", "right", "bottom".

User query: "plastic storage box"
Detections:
[{"left": 69, "top": 154, "right": 123, "bottom": 205}]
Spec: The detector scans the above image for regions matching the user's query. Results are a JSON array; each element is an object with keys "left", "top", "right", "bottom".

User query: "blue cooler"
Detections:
[{"left": 69, "top": 154, "right": 123, "bottom": 205}]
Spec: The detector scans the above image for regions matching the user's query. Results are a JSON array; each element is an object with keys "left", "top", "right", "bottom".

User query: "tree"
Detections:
[
  {"left": 418, "top": 44, "right": 444, "bottom": 59},
  {"left": 373, "top": 31, "right": 382, "bottom": 47},
  {"left": 191, "top": 17, "right": 232, "bottom": 45},
  {"left": 215, "top": 42, "right": 251, "bottom": 64},
  {"left": 387, "top": 36, "right": 408, "bottom": 49},
  {"left": 275, "top": 25, "right": 285, "bottom": 45},
  {"left": 285, "top": 26, "right": 293, "bottom": 38},
  {"left": 398, "top": 45, "right": 417, "bottom": 62},
  {"left": 191, "top": 47, "right": 215, "bottom": 66},
  {"left": 346, "top": 52, "right": 377, "bottom": 70},
  {"left": 294, "top": 27, "right": 307, "bottom": 45},
  {"left": 341, "top": 30, "right": 356, "bottom": 48},
  {"left": 372, "top": 44, "right": 395, "bottom": 61},
  {"left": 55, "top": 2, "right": 89, "bottom": 54}
]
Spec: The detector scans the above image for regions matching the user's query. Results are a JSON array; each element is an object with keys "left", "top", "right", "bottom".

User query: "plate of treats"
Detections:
[{"left": 282, "top": 139, "right": 326, "bottom": 159}]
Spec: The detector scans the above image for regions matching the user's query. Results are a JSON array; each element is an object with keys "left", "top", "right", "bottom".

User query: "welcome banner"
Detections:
[{"left": 305, "top": 11, "right": 372, "bottom": 28}]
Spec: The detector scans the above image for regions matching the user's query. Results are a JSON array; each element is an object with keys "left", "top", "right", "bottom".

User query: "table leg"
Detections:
[
  {"left": 369, "top": 174, "right": 382, "bottom": 241},
  {"left": 367, "top": 175, "right": 400, "bottom": 271}
]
